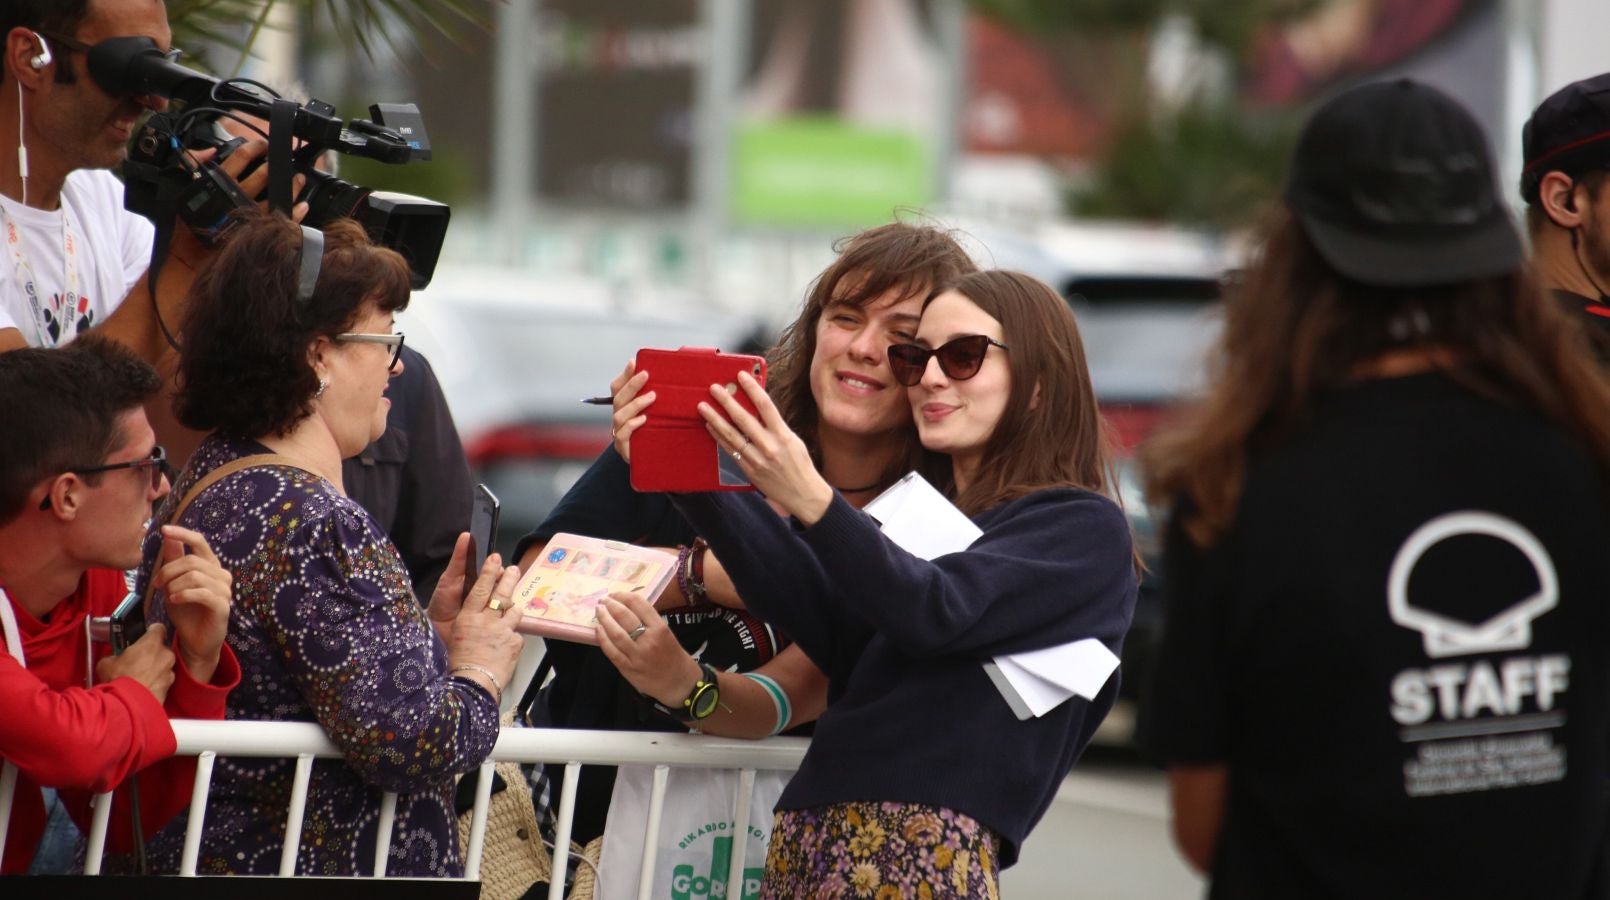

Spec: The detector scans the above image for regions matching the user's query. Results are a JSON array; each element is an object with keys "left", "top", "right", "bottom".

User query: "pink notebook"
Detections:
[{"left": 511, "top": 533, "right": 677, "bottom": 644}]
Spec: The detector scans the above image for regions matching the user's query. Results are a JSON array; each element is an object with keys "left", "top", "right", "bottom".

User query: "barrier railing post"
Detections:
[
  {"left": 548, "top": 762, "right": 581, "bottom": 900},
  {"left": 279, "top": 753, "right": 315, "bottom": 876},
  {"left": 635, "top": 764, "right": 671, "bottom": 900},
  {"left": 179, "top": 751, "right": 216, "bottom": 876},
  {"left": 727, "top": 767, "right": 756, "bottom": 900},
  {"left": 463, "top": 760, "right": 497, "bottom": 881},
  {"left": 374, "top": 791, "right": 398, "bottom": 876},
  {"left": 82, "top": 791, "right": 113, "bottom": 874},
  {"left": 0, "top": 761, "right": 15, "bottom": 871}
]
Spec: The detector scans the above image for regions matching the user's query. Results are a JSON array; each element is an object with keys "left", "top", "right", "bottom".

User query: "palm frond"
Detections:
[{"left": 168, "top": 0, "right": 489, "bottom": 66}]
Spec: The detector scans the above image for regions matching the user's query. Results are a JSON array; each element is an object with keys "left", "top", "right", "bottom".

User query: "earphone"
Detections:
[{"left": 28, "top": 32, "right": 51, "bottom": 71}]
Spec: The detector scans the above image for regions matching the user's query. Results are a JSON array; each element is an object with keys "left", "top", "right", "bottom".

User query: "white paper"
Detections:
[
  {"left": 864, "top": 472, "right": 1118, "bottom": 719},
  {"left": 862, "top": 472, "right": 982, "bottom": 560},
  {"left": 986, "top": 639, "right": 1120, "bottom": 720}
]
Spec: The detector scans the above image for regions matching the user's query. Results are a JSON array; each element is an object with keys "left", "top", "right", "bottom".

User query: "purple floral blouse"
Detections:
[{"left": 136, "top": 434, "right": 499, "bottom": 877}]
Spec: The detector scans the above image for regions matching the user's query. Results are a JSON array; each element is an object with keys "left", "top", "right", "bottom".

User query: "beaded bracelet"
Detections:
[
  {"left": 674, "top": 543, "right": 694, "bottom": 604},
  {"left": 741, "top": 672, "right": 792, "bottom": 736}
]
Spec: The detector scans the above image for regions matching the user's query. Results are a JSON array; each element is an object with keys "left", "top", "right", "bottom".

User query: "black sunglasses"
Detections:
[
  {"left": 887, "top": 335, "right": 1009, "bottom": 387},
  {"left": 39, "top": 446, "right": 168, "bottom": 510},
  {"left": 38, "top": 29, "right": 183, "bottom": 65}
]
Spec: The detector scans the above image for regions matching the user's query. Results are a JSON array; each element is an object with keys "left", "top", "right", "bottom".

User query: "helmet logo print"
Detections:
[{"left": 1387, "top": 511, "right": 1558, "bottom": 659}]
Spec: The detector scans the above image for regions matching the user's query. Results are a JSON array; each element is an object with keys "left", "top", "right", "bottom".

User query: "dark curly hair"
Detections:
[
  {"left": 175, "top": 211, "right": 411, "bottom": 439},
  {"left": 0, "top": 334, "right": 161, "bottom": 524}
]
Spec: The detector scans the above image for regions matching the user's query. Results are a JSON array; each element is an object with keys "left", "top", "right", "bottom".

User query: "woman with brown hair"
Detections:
[
  {"left": 135, "top": 210, "right": 525, "bottom": 876},
  {"left": 1139, "top": 80, "right": 1610, "bottom": 898},
  {"left": 509, "top": 223, "right": 975, "bottom": 873},
  {"left": 610, "top": 268, "right": 1137, "bottom": 897}
]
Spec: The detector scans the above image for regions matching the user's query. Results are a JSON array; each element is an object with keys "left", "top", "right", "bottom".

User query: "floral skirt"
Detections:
[{"left": 763, "top": 801, "right": 1000, "bottom": 899}]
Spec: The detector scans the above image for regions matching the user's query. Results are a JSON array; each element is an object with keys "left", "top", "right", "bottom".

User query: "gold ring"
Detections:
[{"left": 488, "top": 598, "right": 502, "bottom": 611}]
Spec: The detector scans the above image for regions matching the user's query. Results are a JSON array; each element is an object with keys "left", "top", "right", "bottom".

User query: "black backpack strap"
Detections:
[{"left": 516, "top": 650, "right": 553, "bottom": 727}]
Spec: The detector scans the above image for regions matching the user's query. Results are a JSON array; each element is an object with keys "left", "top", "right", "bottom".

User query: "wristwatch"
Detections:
[{"left": 653, "top": 663, "right": 721, "bottom": 722}]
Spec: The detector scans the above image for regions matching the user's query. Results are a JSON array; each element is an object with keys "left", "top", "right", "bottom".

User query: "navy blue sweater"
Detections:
[{"left": 673, "top": 486, "right": 1137, "bottom": 867}]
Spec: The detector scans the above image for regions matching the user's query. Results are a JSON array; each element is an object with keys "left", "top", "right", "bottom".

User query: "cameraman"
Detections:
[
  {"left": 1, "top": 1, "right": 289, "bottom": 466},
  {"left": 0, "top": 334, "right": 239, "bottom": 874}
]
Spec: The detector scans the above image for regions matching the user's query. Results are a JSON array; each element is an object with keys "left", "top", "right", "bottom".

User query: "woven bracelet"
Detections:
[
  {"left": 741, "top": 672, "right": 791, "bottom": 736},
  {"left": 687, "top": 538, "right": 709, "bottom": 604}
]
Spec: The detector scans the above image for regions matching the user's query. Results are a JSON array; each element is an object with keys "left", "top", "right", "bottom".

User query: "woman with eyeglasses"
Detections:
[
  {"left": 131, "top": 210, "right": 525, "bottom": 877},
  {"left": 614, "top": 269, "right": 1138, "bottom": 897}
]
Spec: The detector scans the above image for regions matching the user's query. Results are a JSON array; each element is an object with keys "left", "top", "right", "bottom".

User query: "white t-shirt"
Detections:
[{"left": 0, "top": 169, "right": 153, "bottom": 347}]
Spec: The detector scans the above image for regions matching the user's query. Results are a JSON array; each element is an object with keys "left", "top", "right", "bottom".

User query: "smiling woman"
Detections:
[
  {"left": 131, "top": 210, "right": 526, "bottom": 878},
  {"left": 626, "top": 267, "right": 1138, "bottom": 896}
]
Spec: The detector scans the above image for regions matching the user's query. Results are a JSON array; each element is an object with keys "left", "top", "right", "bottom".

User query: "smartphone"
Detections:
[
  {"left": 630, "top": 346, "right": 768, "bottom": 493},
  {"left": 463, "top": 483, "right": 501, "bottom": 601},
  {"left": 107, "top": 591, "right": 148, "bottom": 654}
]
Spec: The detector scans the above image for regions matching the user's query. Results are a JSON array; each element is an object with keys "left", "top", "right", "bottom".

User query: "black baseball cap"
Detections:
[
  {"left": 1285, "top": 79, "right": 1522, "bottom": 288},
  {"left": 1520, "top": 72, "right": 1610, "bottom": 204}
]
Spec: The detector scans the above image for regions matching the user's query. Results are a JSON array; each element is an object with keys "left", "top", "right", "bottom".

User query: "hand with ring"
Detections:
[
  {"left": 698, "top": 370, "right": 835, "bottom": 525},
  {"left": 596, "top": 592, "right": 703, "bottom": 707}
]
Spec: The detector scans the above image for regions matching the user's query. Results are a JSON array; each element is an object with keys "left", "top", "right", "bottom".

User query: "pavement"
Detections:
[{"left": 1000, "top": 755, "right": 1205, "bottom": 899}]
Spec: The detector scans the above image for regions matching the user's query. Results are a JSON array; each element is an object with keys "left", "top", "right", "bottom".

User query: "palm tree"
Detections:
[{"left": 167, "top": 0, "right": 489, "bottom": 73}]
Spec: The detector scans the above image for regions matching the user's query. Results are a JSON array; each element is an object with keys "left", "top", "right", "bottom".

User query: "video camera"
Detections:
[{"left": 84, "top": 36, "right": 448, "bottom": 289}]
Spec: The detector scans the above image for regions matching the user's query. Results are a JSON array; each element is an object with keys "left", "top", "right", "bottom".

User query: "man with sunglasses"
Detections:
[{"left": 0, "top": 335, "right": 238, "bottom": 874}]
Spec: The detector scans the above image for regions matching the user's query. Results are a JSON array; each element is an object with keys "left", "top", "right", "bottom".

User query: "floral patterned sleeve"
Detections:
[{"left": 268, "top": 505, "right": 501, "bottom": 793}]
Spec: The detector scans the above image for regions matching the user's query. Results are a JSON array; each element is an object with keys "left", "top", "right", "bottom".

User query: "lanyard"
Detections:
[{"left": 0, "top": 199, "right": 80, "bottom": 348}]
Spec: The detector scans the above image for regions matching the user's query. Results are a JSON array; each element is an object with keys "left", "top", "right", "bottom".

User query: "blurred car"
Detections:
[{"left": 398, "top": 265, "right": 768, "bottom": 559}]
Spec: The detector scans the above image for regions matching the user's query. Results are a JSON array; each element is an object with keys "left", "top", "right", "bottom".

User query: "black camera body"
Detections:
[{"left": 88, "top": 36, "right": 449, "bottom": 288}]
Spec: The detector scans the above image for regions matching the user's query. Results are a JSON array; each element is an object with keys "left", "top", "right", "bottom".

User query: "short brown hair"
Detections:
[
  {"left": 765, "top": 222, "right": 977, "bottom": 486},
  {"left": 175, "top": 211, "right": 411, "bottom": 438},
  {"left": 0, "top": 334, "right": 160, "bottom": 524}
]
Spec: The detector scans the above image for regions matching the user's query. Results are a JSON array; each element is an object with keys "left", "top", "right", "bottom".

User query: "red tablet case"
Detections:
[{"left": 629, "top": 346, "right": 767, "bottom": 492}]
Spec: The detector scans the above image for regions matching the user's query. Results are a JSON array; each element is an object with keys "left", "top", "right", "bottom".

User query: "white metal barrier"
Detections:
[{"left": 3, "top": 719, "right": 806, "bottom": 895}]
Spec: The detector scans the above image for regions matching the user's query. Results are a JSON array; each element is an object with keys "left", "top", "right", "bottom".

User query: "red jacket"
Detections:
[{"left": 0, "top": 568, "right": 239, "bottom": 873}]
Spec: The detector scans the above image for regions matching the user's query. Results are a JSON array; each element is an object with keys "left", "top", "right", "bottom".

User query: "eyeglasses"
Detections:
[
  {"left": 74, "top": 445, "right": 169, "bottom": 490},
  {"left": 37, "top": 29, "right": 183, "bottom": 65},
  {"left": 40, "top": 445, "right": 168, "bottom": 509},
  {"left": 335, "top": 331, "right": 405, "bottom": 369},
  {"left": 887, "top": 335, "right": 1009, "bottom": 386}
]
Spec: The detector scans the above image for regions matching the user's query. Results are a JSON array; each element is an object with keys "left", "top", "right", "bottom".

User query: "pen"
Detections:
[{"left": 580, "top": 397, "right": 612, "bottom": 405}]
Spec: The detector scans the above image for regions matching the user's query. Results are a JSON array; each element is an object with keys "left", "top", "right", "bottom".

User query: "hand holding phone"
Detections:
[{"left": 463, "top": 484, "right": 501, "bottom": 601}]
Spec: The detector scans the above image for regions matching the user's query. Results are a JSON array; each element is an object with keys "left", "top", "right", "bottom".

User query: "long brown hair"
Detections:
[
  {"left": 1144, "top": 204, "right": 1610, "bottom": 547},
  {"left": 766, "top": 222, "right": 977, "bottom": 487},
  {"left": 931, "top": 270, "right": 1117, "bottom": 517}
]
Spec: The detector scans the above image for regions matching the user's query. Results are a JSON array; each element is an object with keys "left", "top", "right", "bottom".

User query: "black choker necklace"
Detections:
[{"left": 834, "top": 482, "right": 882, "bottom": 494}]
